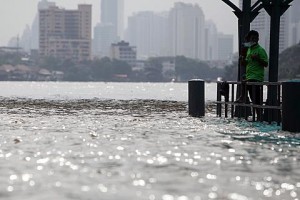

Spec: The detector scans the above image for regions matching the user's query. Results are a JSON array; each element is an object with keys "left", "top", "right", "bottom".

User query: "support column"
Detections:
[{"left": 263, "top": 0, "right": 291, "bottom": 121}]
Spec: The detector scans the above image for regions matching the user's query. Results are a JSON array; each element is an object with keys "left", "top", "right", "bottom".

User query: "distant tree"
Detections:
[
  {"left": 61, "top": 59, "right": 76, "bottom": 72},
  {"left": 279, "top": 43, "right": 300, "bottom": 80},
  {"left": 111, "top": 59, "right": 132, "bottom": 76},
  {"left": 39, "top": 56, "right": 62, "bottom": 71},
  {"left": 66, "top": 60, "right": 94, "bottom": 81},
  {"left": 175, "top": 56, "right": 220, "bottom": 81},
  {"left": 144, "top": 58, "right": 164, "bottom": 82},
  {"left": 90, "top": 57, "right": 113, "bottom": 81},
  {"left": 0, "top": 53, "right": 22, "bottom": 66}
]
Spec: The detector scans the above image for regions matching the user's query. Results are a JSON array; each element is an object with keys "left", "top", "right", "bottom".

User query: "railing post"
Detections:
[
  {"left": 188, "top": 79, "right": 205, "bottom": 117},
  {"left": 231, "top": 83, "right": 235, "bottom": 118},
  {"left": 217, "top": 82, "right": 221, "bottom": 117},
  {"left": 282, "top": 81, "right": 300, "bottom": 132}
]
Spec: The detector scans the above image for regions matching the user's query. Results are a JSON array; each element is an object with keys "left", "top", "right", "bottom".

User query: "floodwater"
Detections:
[{"left": 0, "top": 82, "right": 299, "bottom": 200}]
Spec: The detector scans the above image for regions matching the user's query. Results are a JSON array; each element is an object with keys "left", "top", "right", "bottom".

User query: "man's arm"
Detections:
[{"left": 251, "top": 54, "right": 268, "bottom": 67}]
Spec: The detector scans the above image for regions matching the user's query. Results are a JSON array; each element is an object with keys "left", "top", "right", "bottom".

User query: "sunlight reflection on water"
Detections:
[
  {"left": 0, "top": 82, "right": 299, "bottom": 200},
  {"left": 0, "top": 98, "right": 299, "bottom": 200}
]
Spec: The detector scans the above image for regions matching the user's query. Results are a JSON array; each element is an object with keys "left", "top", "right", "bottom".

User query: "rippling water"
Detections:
[{"left": 0, "top": 82, "right": 299, "bottom": 200}]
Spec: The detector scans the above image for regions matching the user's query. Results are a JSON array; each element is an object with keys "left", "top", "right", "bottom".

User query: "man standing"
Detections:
[
  {"left": 236, "top": 30, "right": 268, "bottom": 120},
  {"left": 245, "top": 30, "right": 268, "bottom": 85}
]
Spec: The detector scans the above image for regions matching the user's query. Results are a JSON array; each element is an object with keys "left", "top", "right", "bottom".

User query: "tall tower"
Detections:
[
  {"left": 101, "top": 0, "right": 124, "bottom": 39},
  {"left": 126, "top": 11, "right": 169, "bottom": 59},
  {"left": 204, "top": 20, "right": 218, "bottom": 61},
  {"left": 289, "top": 0, "right": 300, "bottom": 46},
  {"left": 168, "top": 3, "right": 205, "bottom": 60}
]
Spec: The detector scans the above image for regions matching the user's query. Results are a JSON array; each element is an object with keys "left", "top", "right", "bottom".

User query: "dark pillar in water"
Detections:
[
  {"left": 282, "top": 81, "right": 300, "bottom": 132},
  {"left": 188, "top": 79, "right": 205, "bottom": 117},
  {"left": 262, "top": 0, "right": 292, "bottom": 121}
]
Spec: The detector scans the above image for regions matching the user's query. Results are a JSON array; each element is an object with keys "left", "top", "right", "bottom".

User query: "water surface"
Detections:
[{"left": 0, "top": 82, "right": 299, "bottom": 200}]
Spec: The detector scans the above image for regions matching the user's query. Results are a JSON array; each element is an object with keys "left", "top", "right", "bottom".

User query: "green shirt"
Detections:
[{"left": 245, "top": 44, "right": 268, "bottom": 82}]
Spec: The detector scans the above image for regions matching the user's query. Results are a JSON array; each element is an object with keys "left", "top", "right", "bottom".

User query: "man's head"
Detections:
[{"left": 247, "top": 30, "right": 259, "bottom": 46}]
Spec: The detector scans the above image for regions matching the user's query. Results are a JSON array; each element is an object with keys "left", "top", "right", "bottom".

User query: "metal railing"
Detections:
[{"left": 216, "top": 81, "right": 282, "bottom": 125}]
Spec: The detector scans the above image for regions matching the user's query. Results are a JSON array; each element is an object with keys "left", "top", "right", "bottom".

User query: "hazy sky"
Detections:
[{"left": 0, "top": 0, "right": 239, "bottom": 47}]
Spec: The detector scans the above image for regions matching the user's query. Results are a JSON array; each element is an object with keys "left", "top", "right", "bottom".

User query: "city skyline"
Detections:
[
  {"left": 120, "top": 2, "right": 234, "bottom": 60},
  {"left": 0, "top": 0, "right": 239, "bottom": 49}
]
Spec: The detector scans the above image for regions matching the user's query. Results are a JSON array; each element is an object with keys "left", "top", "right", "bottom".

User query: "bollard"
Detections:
[
  {"left": 188, "top": 79, "right": 205, "bottom": 117},
  {"left": 282, "top": 81, "right": 300, "bottom": 132}
]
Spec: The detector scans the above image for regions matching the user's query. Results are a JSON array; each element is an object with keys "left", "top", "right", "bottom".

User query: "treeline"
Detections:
[
  {"left": 0, "top": 53, "right": 225, "bottom": 82},
  {"left": 40, "top": 56, "right": 224, "bottom": 82},
  {"left": 0, "top": 52, "right": 22, "bottom": 66},
  {"left": 39, "top": 57, "right": 133, "bottom": 81},
  {"left": 278, "top": 43, "right": 300, "bottom": 80}
]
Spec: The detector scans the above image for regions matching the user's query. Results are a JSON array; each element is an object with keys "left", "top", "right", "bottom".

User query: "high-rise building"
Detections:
[
  {"left": 93, "top": 0, "right": 124, "bottom": 58},
  {"left": 101, "top": 0, "right": 124, "bottom": 39},
  {"left": 39, "top": 4, "right": 92, "bottom": 62},
  {"left": 290, "top": 0, "right": 300, "bottom": 24},
  {"left": 17, "top": 0, "right": 56, "bottom": 51},
  {"left": 218, "top": 33, "right": 234, "bottom": 60},
  {"left": 19, "top": 25, "right": 31, "bottom": 52},
  {"left": 204, "top": 20, "right": 218, "bottom": 61},
  {"left": 289, "top": 0, "right": 300, "bottom": 46},
  {"left": 93, "top": 23, "right": 118, "bottom": 58},
  {"left": 31, "top": 0, "right": 56, "bottom": 50},
  {"left": 289, "top": 21, "right": 300, "bottom": 46},
  {"left": 168, "top": 2, "right": 205, "bottom": 60},
  {"left": 126, "top": 11, "right": 169, "bottom": 59}
]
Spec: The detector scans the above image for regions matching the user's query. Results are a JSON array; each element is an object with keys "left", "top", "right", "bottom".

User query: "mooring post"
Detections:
[
  {"left": 188, "top": 79, "right": 205, "bottom": 117},
  {"left": 282, "top": 81, "right": 300, "bottom": 132}
]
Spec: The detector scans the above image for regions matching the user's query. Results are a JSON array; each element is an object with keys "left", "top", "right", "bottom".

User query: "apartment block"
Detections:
[
  {"left": 111, "top": 41, "right": 137, "bottom": 67},
  {"left": 126, "top": 11, "right": 169, "bottom": 59},
  {"left": 39, "top": 4, "right": 92, "bottom": 62}
]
